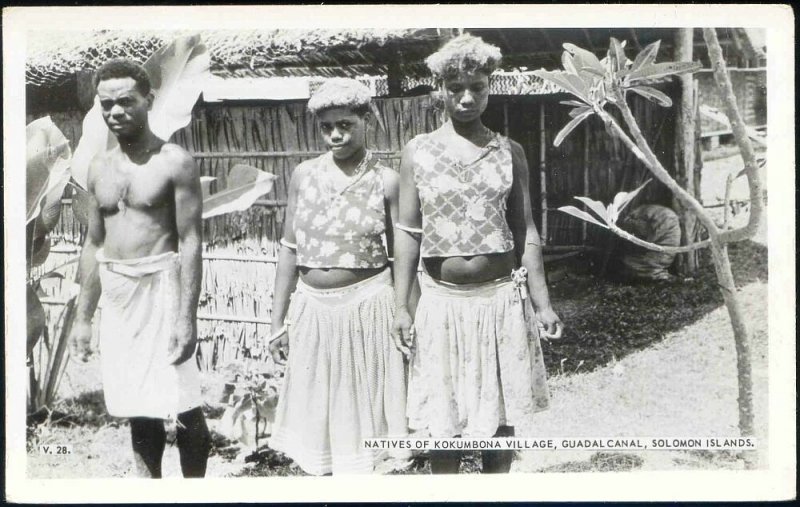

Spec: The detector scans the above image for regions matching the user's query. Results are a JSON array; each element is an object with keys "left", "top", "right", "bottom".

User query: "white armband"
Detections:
[
  {"left": 396, "top": 223, "right": 423, "bottom": 235},
  {"left": 280, "top": 238, "right": 297, "bottom": 250}
]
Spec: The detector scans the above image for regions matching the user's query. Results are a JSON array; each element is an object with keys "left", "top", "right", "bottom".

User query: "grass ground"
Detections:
[{"left": 26, "top": 149, "right": 769, "bottom": 478}]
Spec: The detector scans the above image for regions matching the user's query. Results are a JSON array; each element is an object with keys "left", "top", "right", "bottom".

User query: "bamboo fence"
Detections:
[{"left": 30, "top": 92, "right": 678, "bottom": 370}]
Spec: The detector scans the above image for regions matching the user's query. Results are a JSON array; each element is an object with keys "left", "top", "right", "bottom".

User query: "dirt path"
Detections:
[
  {"left": 28, "top": 279, "right": 768, "bottom": 477},
  {"left": 513, "top": 280, "right": 768, "bottom": 472}
]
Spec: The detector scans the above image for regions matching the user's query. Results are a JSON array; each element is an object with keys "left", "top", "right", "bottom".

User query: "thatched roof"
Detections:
[
  {"left": 26, "top": 28, "right": 447, "bottom": 87},
  {"left": 27, "top": 27, "right": 765, "bottom": 91}
]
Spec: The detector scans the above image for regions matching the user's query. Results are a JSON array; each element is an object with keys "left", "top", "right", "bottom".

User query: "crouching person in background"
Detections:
[
  {"left": 268, "top": 78, "right": 410, "bottom": 475},
  {"left": 68, "top": 58, "right": 210, "bottom": 478}
]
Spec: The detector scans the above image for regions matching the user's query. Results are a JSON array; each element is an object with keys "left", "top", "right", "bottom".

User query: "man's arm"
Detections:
[
  {"left": 70, "top": 158, "right": 106, "bottom": 361},
  {"left": 506, "top": 141, "right": 562, "bottom": 338},
  {"left": 390, "top": 142, "right": 423, "bottom": 356},
  {"left": 268, "top": 164, "right": 303, "bottom": 364},
  {"left": 167, "top": 147, "right": 203, "bottom": 365}
]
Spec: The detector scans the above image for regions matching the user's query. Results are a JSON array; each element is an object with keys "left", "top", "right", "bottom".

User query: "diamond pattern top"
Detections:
[
  {"left": 293, "top": 152, "right": 390, "bottom": 269},
  {"left": 411, "top": 132, "right": 516, "bottom": 258}
]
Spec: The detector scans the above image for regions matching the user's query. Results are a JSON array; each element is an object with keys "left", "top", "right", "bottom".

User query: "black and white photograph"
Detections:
[{"left": 4, "top": 4, "right": 795, "bottom": 503}]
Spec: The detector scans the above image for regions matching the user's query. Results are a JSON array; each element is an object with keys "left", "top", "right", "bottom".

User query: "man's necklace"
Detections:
[
  {"left": 116, "top": 142, "right": 162, "bottom": 214},
  {"left": 118, "top": 185, "right": 129, "bottom": 213}
]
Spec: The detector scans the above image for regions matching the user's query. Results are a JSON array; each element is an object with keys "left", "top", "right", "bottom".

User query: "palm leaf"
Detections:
[
  {"left": 558, "top": 205, "right": 609, "bottom": 229},
  {"left": 609, "top": 179, "right": 651, "bottom": 223},
  {"left": 554, "top": 109, "right": 593, "bottom": 147},
  {"left": 628, "top": 86, "right": 673, "bottom": 107},
  {"left": 561, "top": 51, "right": 578, "bottom": 75},
  {"left": 27, "top": 285, "right": 46, "bottom": 357},
  {"left": 70, "top": 181, "right": 92, "bottom": 227},
  {"left": 69, "top": 103, "right": 115, "bottom": 190},
  {"left": 579, "top": 66, "right": 606, "bottom": 79},
  {"left": 41, "top": 296, "right": 76, "bottom": 409},
  {"left": 630, "top": 40, "right": 661, "bottom": 72},
  {"left": 574, "top": 196, "right": 610, "bottom": 223},
  {"left": 609, "top": 37, "right": 627, "bottom": 72},
  {"left": 568, "top": 106, "right": 593, "bottom": 118},
  {"left": 202, "top": 164, "right": 277, "bottom": 219},
  {"left": 563, "top": 43, "right": 605, "bottom": 74},
  {"left": 627, "top": 61, "right": 702, "bottom": 82},
  {"left": 26, "top": 117, "right": 72, "bottom": 226},
  {"left": 533, "top": 70, "right": 586, "bottom": 100},
  {"left": 146, "top": 34, "right": 211, "bottom": 141}
]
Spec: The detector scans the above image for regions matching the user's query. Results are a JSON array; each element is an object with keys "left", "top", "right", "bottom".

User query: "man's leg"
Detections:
[
  {"left": 176, "top": 406, "right": 211, "bottom": 478},
  {"left": 130, "top": 417, "right": 167, "bottom": 478},
  {"left": 482, "top": 425, "right": 515, "bottom": 473}
]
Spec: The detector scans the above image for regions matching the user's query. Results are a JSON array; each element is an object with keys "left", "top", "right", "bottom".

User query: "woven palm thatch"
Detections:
[{"left": 26, "top": 28, "right": 446, "bottom": 87}]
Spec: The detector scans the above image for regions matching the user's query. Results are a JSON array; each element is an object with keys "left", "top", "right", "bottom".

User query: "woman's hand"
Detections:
[
  {"left": 390, "top": 307, "right": 414, "bottom": 357},
  {"left": 269, "top": 323, "right": 289, "bottom": 365},
  {"left": 536, "top": 307, "right": 563, "bottom": 340}
]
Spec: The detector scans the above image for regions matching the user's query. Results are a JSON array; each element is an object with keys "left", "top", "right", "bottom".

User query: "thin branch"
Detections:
[
  {"left": 702, "top": 28, "right": 765, "bottom": 243},
  {"left": 609, "top": 224, "right": 712, "bottom": 253},
  {"left": 612, "top": 91, "right": 721, "bottom": 238},
  {"left": 595, "top": 109, "right": 648, "bottom": 164},
  {"left": 723, "top": 172, "right": 735, "bottom": 228}
]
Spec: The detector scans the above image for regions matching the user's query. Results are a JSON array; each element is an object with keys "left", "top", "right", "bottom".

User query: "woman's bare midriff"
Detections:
[
  {"left": 423, "top": 251, "right": 517, "bottom": 284},
  {"left": 299, "top": 266, "right": 387, "bottom": 290}
]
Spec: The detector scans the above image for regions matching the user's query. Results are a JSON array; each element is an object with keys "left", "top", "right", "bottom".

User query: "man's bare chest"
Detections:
[{"left": 94, "top": 157, "right": 173, "bottom": 212}]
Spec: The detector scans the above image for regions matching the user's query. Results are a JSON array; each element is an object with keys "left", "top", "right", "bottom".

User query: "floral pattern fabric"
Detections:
[
  {"left": 407, "top": 273, "right": 550, "bottom": 438},
  {"left": 293, "top": 152, "right": 390, "bottom": 269},
  {"left": 411, "top": 132, "right": 516, "bottom": 258}
]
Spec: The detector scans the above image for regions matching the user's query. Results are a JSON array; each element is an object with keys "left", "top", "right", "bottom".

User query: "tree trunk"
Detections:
[
  {"left": 703, "top": 28, "right": 761, "bottom": 469},
  {"left": 709, "top": 240, "right": 757, "bottom": 469},
  {"left": 673, "top": 28, "right": 698, "bottom": 276}
]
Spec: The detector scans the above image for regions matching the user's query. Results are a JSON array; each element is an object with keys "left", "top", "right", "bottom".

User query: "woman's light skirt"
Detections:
[
  {"left": 269, "top": 269, "right": 409, "bottom": 475},
  {"left": 407, "top": 272, "right": 550, "bottom": 438}
]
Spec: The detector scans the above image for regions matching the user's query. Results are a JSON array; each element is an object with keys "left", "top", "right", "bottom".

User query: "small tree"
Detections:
[{"left": 533, "top": 30, "right": 764, "bottom": 468}]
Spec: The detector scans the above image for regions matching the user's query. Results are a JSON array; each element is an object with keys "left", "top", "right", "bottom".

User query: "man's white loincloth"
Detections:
[{"left": 96, "top": 249, "right": 203, "bottom": 419}]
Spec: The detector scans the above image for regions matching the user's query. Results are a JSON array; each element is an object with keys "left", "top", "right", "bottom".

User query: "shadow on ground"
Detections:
[{"left": 543, "top": 240, "right": 768, "bottom": 376}]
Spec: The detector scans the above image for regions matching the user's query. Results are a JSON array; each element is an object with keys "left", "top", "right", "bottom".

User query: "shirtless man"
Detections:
[{"left": 69, "top": 58, "right": 210, "bottom": 478}]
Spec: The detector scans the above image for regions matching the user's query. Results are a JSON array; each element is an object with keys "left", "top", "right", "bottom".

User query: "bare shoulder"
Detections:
[
  {"left": 507, "top": 138, "right": 526, "bottom": 161},
  {"left": 161, "top": 143, "right": 194, "bottom": 165},
  {"left": 86, "top": 151, "right": 111, "bottom": 191},
  {"left": 287, "top": 157, "right": 317, "bottom": 196},
  {"left": 290, "top": 157, "right": 315, "bottom": 184},
  {"left": 381, "top": 164, "right": 400, "bottom": 195},
  {"left": 161, "top": 143, "right": 198, "bottom": 181},
  {"left": 400, "top": 134, "right": 425, "bottom": 170}
]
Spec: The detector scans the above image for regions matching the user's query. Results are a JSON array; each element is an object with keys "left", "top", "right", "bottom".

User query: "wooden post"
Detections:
[
  {"left": 76, "top": 69, "right": 97, "bottom": 111},
  {"left": 502, "top": 101, "right": 510, "bottom": 136},
  {"left": 387, "top": 59, "right": 403, "bottom": 97},
  {"left": 673, "top": 27, "right": 698, "bottom": 274},
  {"left": 690, "top": 80, "right": 703, "bottom": 267},
  {"left": 539, "top": 102, "right": 548, "bottom": 244},
  {"left": 692, "top": 80, "right": 703, "bottom": 203},
  {"left": 582, "top": 120, "right": 590, "bottom": 244}
]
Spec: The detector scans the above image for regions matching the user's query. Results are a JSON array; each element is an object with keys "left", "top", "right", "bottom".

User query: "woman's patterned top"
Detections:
[
  {"left": 410, "top": 131, "right": 516, "bottom": 258},
  {"left": 293, "top": 152, "right": 390, "bottom": 269}
]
